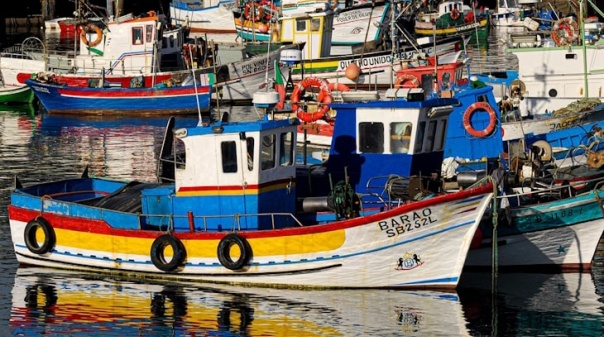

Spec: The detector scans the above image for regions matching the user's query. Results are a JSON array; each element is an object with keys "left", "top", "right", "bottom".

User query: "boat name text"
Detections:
[
  {"left": 336, "top": 10, "right": 373, "bottom": 24},
  {"left": 339, "top": 55, "right": 391, "bottom": 70},
  {"left": 549, "top": 116, "right": 587, "bottom": 131},
  {"left": 242, "top": 58, "right": 269, "bottom": 75},
  {"left": 524, "top": 207, "right": 583, "bottom": 223},
  {"left": 378, "top": 208, "right": 437, "bottom": 237}
]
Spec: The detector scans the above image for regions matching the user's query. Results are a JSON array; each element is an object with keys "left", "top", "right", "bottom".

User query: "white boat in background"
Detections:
[
  {"left": 170, "top": 0, "right": 241, "bottom": 37},
  {"left": 489, "top": 0, "right": 536, "bottom": 28},
  {"left": 1, "top": 11, "right": 186, "bottom": 88}
]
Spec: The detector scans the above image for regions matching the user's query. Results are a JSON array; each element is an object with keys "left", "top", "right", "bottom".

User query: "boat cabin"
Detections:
[
  {"left": 154, "top": 117, "right": 300, "bottom": 231},
  {"left": 278, "top": 11, "right": 334, "bottom": 60},
  {"left": 74, "top": 11, "right": 185, "bottom": 76}
]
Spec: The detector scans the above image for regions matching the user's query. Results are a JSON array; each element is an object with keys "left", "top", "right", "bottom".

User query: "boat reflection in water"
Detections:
[
  {"left": 458, "top": 272, "right": 604, "bottom": 337},
  {"left": 10, "top": 267, "right": 471, "bottom": 336}
]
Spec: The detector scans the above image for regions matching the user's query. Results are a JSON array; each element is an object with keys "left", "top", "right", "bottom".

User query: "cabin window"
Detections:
[
  {"left": 280, "top": 132, "right": 294, "bottom": 166},
  {"left": 359, "top": 122, "right": 384, "bottom": 153},
  {"left": 425, "top": 120, "right": 437, "bottom": 151},
  {"left": 390, "top": 122, "right": 412, "bottom": 154},
  {"left": 477, "top": 94, "right": 488, "bottom": 103},
  {"left": 221, "top": 141, "right": 238, "bottom": 173},
  {"left": 246, "top": 137, "right": 255, "bottom": 171},
  {"left": 414, "top": 121, "right": 426, "bottom": 153},
  {"left": 310, "top": 18, "right": 321, "bottom": 32},
  {"left": 174, "top": 139, "right": 186, "bottom": 170},
  {"left": 261, "top": 134, "right": 276, "bottom": 170},
  {"left": 146, "top": 25, "right": 153, "bottom": 43},
  {"left": 132, "top": 27, "right": 144, "bottom": 45},
  {"left": 296, "top": 20, "right": 306, "bottom": 32}
]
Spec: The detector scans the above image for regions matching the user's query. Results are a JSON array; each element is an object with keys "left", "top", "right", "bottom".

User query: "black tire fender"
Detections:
[
  {"left": 217, "top": 233, "right": 252, "bottom": 271},
  {"left": 150, "top": 234, "right": 187, "bottom": 272},
  {"left": 24, "top": 217, "right": 55, "bottom": 254}
]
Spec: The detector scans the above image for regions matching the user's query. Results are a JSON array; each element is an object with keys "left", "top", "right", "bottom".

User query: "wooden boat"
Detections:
[
  {"left": 7, "top": 87, "right": 494, "bottom": 289},
  {"left": 414, "top": 0, "right": 490, "bottom": 38},
  {"left": 0, "top": 85, "right": 34, "bottom": 104},
  {"left": 233, "top": 1, "right": 388, "bottom": 52},
  {"left": 25, "top": 76, "right": 212, "bottom": 115},
  {"left": 1, "top": 11, "right": 187, "bottom": 89},
  {"left": 465, "top": 171, "right": 604, "bottom": 272},
  {"left": 493, "top": 12, "right": 604, "bottom": 117}
]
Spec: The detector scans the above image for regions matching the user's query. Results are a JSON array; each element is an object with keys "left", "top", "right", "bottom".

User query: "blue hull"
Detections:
[{"left": 26, "top": 79, "right": 212, "bottom": 115}]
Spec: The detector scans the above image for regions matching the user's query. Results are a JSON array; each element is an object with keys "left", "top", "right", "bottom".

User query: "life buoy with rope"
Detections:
[
  {"left": 394, "top": 74, "right": 420, "bottom": 89},
  {"left": 291, "top": 77, "right": 333, "bottom": 123},
  {"left": 80, "top": 23, "right": 103, "bottom": 47},
  {"left": 217, "top": 233, "right": 253, "bottom": 271},
  {"left": 24, "top": 217, "right": 55, "bottom": 255},
  {"left": 463, "top": 102, "right": 498, "bottom": 138},
  {"left": 449, "top": 8, "right": 461, "bottom": 20},
  {"left": 328, "top": 82, "right": 350, "bottom": 92},
  {"left": 244, "top": 2, "right": 263, "bottom": 22},
  {"left": 150, "top": 234, "right": 187, "bottom": 272},
  {"left": 551, "top": 17, "right": 579, "bottom": 46}
]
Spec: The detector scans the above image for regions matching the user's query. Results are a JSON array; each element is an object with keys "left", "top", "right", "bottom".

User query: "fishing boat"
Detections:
[
  {"left": 414, "top": 0, "right": 490, "bottom": 38},
  {"left": 233, "top": 0, "right": 388, "bottom": 53},
  {"left": 25, "top": 75, "right": 212, "bottom": 115},
  {"left": 488, "top": 0, "right": 537, "bottom": 29},
  {"left": 8, "top": 85, "right": 494, "bottom": 289},
  {"left": 464, "top": 171, "right": 604, "bottom": 272},
  {"left": 269, "top": 8, "right": 467, "bottom": 91},
  {"left": 0, "top": 85, "right": 35, "bottom": 104},
  {"left": 1, "top": 10, "right": 186, "bottom": 89},
  {"left": 485, "top": 3, "right": 604, "bottom": 118}
]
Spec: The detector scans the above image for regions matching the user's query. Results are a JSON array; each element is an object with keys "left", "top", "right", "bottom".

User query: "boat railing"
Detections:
[{"left": 143, "top": 212, "right": 306, "bottom": 233}]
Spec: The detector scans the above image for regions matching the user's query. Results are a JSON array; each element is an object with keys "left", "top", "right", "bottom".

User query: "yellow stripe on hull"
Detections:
[{"left": 56, "top": 227, "right": 346, "bottom": 257}]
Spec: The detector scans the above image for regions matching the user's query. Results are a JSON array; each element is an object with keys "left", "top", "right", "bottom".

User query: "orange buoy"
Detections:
[{"left": 345, "top": 62, "right": 360, "bottom": 80}]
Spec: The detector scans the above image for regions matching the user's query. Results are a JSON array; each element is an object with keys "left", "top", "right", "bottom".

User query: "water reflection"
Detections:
[
  {"left": 459, "top": 272, "right": 604, "bottom": 336},
  {"left": 10, "top": 267, "right": 470, "bottom": 336}
]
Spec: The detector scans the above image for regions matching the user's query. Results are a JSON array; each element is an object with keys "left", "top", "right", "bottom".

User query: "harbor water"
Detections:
[{"left": 0, "top": 27, "right": 603, "bottom": 336}]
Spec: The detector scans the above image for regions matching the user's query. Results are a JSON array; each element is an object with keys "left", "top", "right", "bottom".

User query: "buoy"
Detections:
[
  {"left": 258, "top": 23, "right": 269, "bottom": 33},
  {"left": 345, "top": 62, "right": 360, "bottom": 80}
]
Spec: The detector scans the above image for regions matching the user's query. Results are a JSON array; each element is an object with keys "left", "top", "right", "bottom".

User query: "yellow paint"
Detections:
[{"left": 56, "top": 227, "right": 346, "bottom": 257}]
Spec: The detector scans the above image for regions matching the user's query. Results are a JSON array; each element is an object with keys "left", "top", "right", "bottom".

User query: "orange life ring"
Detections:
[
  {"left": 328, "top": 82, "right": 350, "bottom": 92},
  {"left": 394, "top": 74, "right": 420, "bottom": 89},
  {"left": 551, "top": 17, "right": 579, "bottom": 46},
  {"left": 244, "top": 2, "right": 263, "bottom": 22},
  {"left": 449, "top": 9, "right": 461, "bottom": 20},
  {"left": 463, "top": 102, "right": 497, "bottom": 138},
  {"left": 291, "top": 77, "right": 332, "bottom": 123},
  {"left": 80, "top": 23, "right": 103, "bottom": 47}
]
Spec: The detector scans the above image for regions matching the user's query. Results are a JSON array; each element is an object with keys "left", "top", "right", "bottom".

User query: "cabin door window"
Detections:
[
  {"left": 279, "top": 132, "right": 294, "bottom": 166},
  {"left": 132, "top": 27, "right": 144, "bottom": 45},
  {"left": 145, "top": 25, "right": 153, "bottom": 43},
  {"left": 261, "top": 134, "right": 276, "bottom": 170},
  {"left": 221, "top": 141, "right": 238, "bottom": 173},
  {"left": 358, "top": 122, "right": 384, "bottom": 153},
  {"left": 246, "top": 138, "right": 255, "bottom": 171}
]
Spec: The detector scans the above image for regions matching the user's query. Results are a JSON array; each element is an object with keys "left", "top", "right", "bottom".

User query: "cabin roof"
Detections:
[{"left": 177, "top": 117, "right": 297, "bottom": 137}]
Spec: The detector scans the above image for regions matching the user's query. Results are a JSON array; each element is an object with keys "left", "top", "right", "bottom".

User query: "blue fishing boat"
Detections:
[
  {"left": 25, "top": 76, "right": 212, "bottom": 115},
  {"left": 7, "top": 87, "right": 494, "bottom": 290}
]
